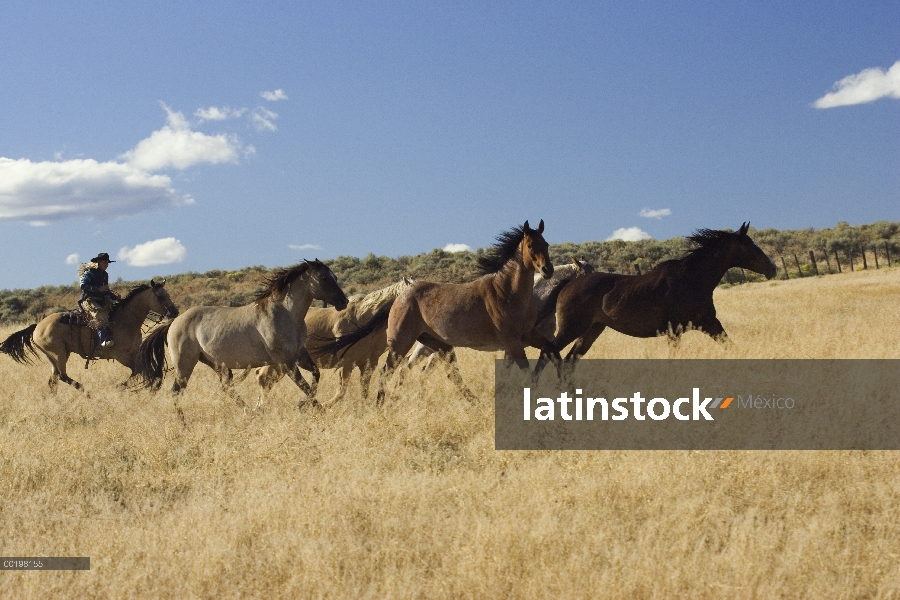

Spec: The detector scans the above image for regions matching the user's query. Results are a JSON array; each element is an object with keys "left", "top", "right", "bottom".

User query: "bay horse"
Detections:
[
  {"left": 406, "top": 257, "right": 594, "bottom": 368},
  {"left": 544, "top": 223, "right": 776, "bottom": 367},
  {"left": 135, "top": 260, "right": 348, "bottom": 406},
  {"left": 254, "top": 277, "right": 416, "bottom": 403},
  {"left": 324, "top": 220, "right": 554, "bottom": 403},
  {"left": 0, "top": 280, "right": 178, "bottom": 391}
]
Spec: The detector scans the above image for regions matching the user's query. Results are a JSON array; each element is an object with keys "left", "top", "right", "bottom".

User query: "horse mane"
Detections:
[
  {"left": 253, "top": 262, "right": 313, "bottom": 304},
  {"left": 110, "top": 284, "right": 152, "bottom": 318},
  {"left": 651, "top": 228, "right": 738, "bottom": 272},
  {"left": 351, "top": 278, "right": 414, "bottom": 314},
  {"left": 476, "top": 225, "right": 525, "bottom": 275}
]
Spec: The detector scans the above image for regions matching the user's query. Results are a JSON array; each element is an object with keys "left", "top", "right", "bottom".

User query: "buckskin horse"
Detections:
[
  {"left": 254, "top": 277, "right": 416, "bottom": 403},
  {"left": 0, "top": 280, "right": 178, "bottom": 392},
  {"left": 541, "top": 223, "right": 776, "bottom": 369},
  {"left": 324, "top": 220, "right": 554, "bottom": 403},
  {"left": 135, "top": 260, "right": 348, "bottom": 407}
]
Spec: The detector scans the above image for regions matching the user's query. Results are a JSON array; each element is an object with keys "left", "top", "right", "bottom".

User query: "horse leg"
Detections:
[
  {"left": 565, "top": 323, "right": 607, "bottom": 361},
  {"left": 699, "top": 317, "right": 731, "bottom": 347},
  {"left": 406, "top": 341, "right": 434, "bottom": 370},
  {"left": 171, "top": 348, "right": 200, "bottom": 395},
  {"left": 288, "top": 364, "right": 320, "bottom": 409},
  {"left": 253, "top": 364, "right": 283, "bottom": 408},
  {"left": 329, "top": 363, "right": 352, "bottom": 404},
  {"left": 198, "top": 355, "right": 243, "bottom": 405},
  {"left": 359, "top": 364, "right": 374, "bottom": 400},
  {"left": 297, "top": 348, "right": 320, "bottom": 386},
  {"left": 40, "top": 347, "right": 85, "bottom": 393},
  {"left": 441, "top": 349, "right": 477, "bottom": 403},
  {"left": 416, "top": 334, "right": 477, "bottom": 402},
  {"left": 552, "top": 300, "right": 596, "bottom": 361},
  {"left": 525, "top": 329, "right": 560, "bottom": 378}
]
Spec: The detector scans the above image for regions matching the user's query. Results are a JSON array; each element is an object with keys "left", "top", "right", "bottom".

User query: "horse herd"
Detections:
[{"left": 0, "top": 220, "right": 777, "bottom": 408}]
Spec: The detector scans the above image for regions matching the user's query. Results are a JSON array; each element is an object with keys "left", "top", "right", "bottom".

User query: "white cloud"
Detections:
[
  {"left": 639, "top": 208, "right": 671, "bottom": 219},
  {"left": 813, "top": 60, "right": 900, "bottom": 108},
  {"left": 444, "top": 243, "right": 472, "bottom": 253},
  {"left": 0, "top": 103, "right": 255, "bottom": 225},
  {"left": 195, "top": 106, "right": 247, "bottom": 121},
  {"left": 606, "top": 227, "right": 651, "bottom": 242},
  {"left": 65, "top": 253, "right": 80, "bottom": 265},
  {"left": 118, "top": 238, "right": 187, "bottom": 266},
  {"left": 0, "top": 157, "right": 190, "bottom": 224},
  {"left": 289, "top": 243, "right": 321, "bottom": 251},
  {"left": 251, "top": 107, "right": 279, "bottom": 132},
  {"left": 260, "top": 89, "right": 288, "bottom": 101},
  {"left": 121, "top": 105, "right": 243, "bottom": 170}
]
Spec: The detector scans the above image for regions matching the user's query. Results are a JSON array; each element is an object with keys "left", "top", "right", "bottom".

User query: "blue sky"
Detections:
[{"left": 1, "top": 1, "right": 897, "bottom": 290}]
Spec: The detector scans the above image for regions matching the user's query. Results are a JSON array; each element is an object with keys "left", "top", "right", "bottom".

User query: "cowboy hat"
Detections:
[{"left": 90, "top": 252, "right": 116, "bottom": 263}]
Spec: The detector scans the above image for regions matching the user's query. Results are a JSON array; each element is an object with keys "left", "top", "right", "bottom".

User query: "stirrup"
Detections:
[{"left": 100, "top": 339, "right": 115, "bottom": 348}]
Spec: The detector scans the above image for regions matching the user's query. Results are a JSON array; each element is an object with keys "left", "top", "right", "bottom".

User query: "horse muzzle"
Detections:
[{"left": 540, "top": 264, "right": 554, "bottom": 279}]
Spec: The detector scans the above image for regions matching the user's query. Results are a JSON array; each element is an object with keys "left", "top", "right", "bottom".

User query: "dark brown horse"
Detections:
[
  {"left": 544, "top": 223, "right": 776, "bottom": 365},
  {"left": 325, "top": 220, "right": 554, "bottom": 403}
]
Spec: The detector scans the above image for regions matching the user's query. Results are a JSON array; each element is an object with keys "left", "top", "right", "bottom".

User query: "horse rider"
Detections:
[{"left": 79, "top": 252, "right": 121, "bottom": 348}]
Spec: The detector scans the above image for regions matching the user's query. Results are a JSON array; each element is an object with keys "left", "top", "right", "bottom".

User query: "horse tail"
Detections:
[
  {"left": 0, "top": 324, "right": 39, "bottom": 364},
  {"left": 317, "top": 297, "right": 395, "bottom": 358},
  {"left": 534, "top": 274, "right": 577, "bottom": 328},
  {"left": 135, "top": 322, "right": 171, "bottom": 389}
]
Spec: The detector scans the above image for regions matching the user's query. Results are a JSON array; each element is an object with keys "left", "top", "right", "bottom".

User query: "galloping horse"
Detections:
[
  {"left": 325, "top": 220, "right": 554, "bottom": 403},
  {"left": 0, "top": 280, "right": 178, "bottom": 391},
  {"left": 255, "top": 277, "right": 415, "bottom": 403},
  {"left": 544, "top": 223, "right": 776, "bottom": 366},
  {"left": 406, "top": 257, "right": 594, "bottom": 368},
  {"left": 135, "top": 260, "right": 348, "bottom": 405}
]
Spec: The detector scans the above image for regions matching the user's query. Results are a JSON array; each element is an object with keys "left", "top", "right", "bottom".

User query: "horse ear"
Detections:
[
  {"left": 523, "top": 220, "right": 531, "bottom": 233},
  {"left": 150, "top": 278, "right": 159, "bottom": 288},
  {"left": 536, "top": 219, "right": 544, "bottom": 234},
  {"left": 739, "top": 222, "right": 749, "bottom": 236}
]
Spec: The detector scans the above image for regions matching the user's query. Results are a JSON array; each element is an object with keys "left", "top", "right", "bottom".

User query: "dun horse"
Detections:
[
  {"left": 135, "top": 260, "right": 347, "bottom": 405},
  {"left": 544, "top": 223, "right": 776, "bottom": 367},
  {"left": 0, "top": 280, "right": 178, "bottom": 391},
  {"left": 255, "top": 277, "right": 415, "bottom": 403},
  {"left": 325, "top": 220, "right": 554, "bottom": 403}
]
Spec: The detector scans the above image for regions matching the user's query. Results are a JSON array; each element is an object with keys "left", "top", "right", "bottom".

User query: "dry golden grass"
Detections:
[{"left": 1, "top": 268, "right": 899, "bottom": 598}]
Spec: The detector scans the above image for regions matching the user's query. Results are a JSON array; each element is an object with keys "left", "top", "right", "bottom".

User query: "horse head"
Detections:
[
  {"left": 150, "top": 279, "right": 180, "bottom": 319},
  {"left": 306, "top": 260, "right": 349, "bottom": 311},
  {"left": 522, "top": 220, "right": 554, "bottom": 279},
  {"left": 571, "top": 256, "right": 595, "bottom": 275},
  {"left": 733, "top": 222, "right": 777, "bottom": 279}
]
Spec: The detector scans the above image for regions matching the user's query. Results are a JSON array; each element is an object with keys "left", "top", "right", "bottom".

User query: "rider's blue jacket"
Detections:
[{"left": 79, "top": 268, "right": 110, "bottom": 301}]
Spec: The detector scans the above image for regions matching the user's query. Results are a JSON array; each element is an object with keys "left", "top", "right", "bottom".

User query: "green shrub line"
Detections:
[{"left": 1, "top": 220, "right": 897, "bottom": 325}]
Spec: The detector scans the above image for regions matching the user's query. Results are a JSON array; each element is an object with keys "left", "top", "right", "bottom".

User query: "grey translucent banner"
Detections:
[
  {"left": 0, "top": 557, "right": 90, "bottom": 570},
  {"left": 495, "top": 360, "right": 900, "bottom": 450}
]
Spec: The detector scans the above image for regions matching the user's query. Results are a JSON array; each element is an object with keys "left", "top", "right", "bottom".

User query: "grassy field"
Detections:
[{"left": 1, "top": 267, "right": 899, "bottom": 598}]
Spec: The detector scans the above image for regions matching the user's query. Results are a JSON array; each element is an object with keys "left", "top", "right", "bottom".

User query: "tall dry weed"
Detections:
[{"left": 1, "top": 268, "right": 899, "bottom": 598}]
